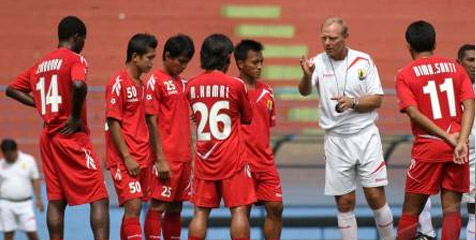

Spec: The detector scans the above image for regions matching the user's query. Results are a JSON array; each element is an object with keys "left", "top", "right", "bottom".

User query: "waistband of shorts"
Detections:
[
  {"left": 325, "top": 124, "right": 376, "bottom": 137},
  {"left": 0, "top": 197, "right": 32, "bottom": 202}
]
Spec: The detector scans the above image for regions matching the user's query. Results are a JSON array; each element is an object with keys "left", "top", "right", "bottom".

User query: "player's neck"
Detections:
[
  {"left": 239, "top": 74, "right": 257, "bottom": 89},
  {"left": 412, "top": 51, "right": 433, "bottom": 60},
  {"left": 162, "top": 67, "right": 177, "bottom": 78},
  {"left": 126, "top": 65, "right": 142, "bottom": 82}
]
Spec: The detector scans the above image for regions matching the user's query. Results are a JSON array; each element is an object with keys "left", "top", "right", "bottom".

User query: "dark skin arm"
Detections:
[
  {"left": 146, "top": 114, "right": 170, "bottom": 180},
  {"left": 107, "top": 118, "right": 141, "bottom": 176},
  {"left": 454, "top": 98, "right": 475, "bottom": 163},
  {"left": 60, "top": 80, "right": 87, "bottom": 134},
  {"left": 32, "top": 179, "right": 44, "bottom": 212},
  {"left": 5, "top": 86, "right": 35, "bottom": 107}
]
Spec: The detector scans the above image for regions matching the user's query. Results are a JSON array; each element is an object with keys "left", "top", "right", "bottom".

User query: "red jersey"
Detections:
[
  {"left": 9, "top": 48, "right": 89, "bottom": 134},
  {"left": 396, "top": 56, "right": 475, "bottom": 162},
  {"left": 144, "top": 69, "right": 192, "bottom": 163},
  {"left": 186, "top": 71, "right": 253, "bottom": 180},
  {"left": 105, "top": 70, "right": 150, "bottom": 168},
  {"left": 241, "top": 81, "right": 276, "bottom": 172}
]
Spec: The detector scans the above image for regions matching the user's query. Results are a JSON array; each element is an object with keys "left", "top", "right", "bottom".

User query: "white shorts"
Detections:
[
  {"left": 324, "top": 124, "right": 388, "bottom": 196},
  {"left": 0, "top": 199, "right": 37, "bottom": 232},
  {"left": 463, "top": 148, "right": 475, "bottom": 203}
]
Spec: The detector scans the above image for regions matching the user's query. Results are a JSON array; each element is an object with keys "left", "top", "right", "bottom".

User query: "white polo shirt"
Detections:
[
  {"left": 0, "top": 151, "right": 40, "bottom": 200},
  {"left": 311, "top": 48, "right": 384, "bottom": 135}
]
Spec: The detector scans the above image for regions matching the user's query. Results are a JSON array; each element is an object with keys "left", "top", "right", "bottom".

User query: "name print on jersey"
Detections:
[{"left": 189, "top": 85, "right": 230, "bottom": 100}]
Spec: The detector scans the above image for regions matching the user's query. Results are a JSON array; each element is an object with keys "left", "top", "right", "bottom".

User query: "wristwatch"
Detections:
[{"left": 351, "top": 97, "right": 359, "bottom": 109}]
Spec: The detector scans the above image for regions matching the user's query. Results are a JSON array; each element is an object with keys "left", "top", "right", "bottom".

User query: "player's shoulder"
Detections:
[
  {"left": 349, "top": 48, "right": 372, "bottom": 60},
  {"left": 18, "top": 151, "right": 35, "bottom": 163},
  {"left": 256, "top": 80, "right": 273, "bottom": 93}
]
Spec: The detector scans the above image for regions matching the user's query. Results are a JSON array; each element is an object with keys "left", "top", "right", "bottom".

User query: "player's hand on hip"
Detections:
[
  {"left": 60, "top": 117, "right": 82, "bottom": 135},
  {"left": 124, "top": 156, "right": 141, "bottom": 176},
  {"left": 36, "top": 199, "right": 44, "bottom": 212},
  {"left": 453, "top": 142, "right": 469, "bottom": 164},
  {"left": 299, "top": 55, "right": 315, "bottom": 78},
  {"left": 155, "top": 160, "right": 171, "bottom": 180},
  {"left": 331, "top": 96, "right": 353, "bottom": 111}
]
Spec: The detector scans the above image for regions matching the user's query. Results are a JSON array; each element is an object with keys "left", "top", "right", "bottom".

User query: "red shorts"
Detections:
[
  {"left": 109, "top": 164, "right": 150, "bottom": 206},
  {"left": 405, "top": 159, "right": 469, "bottom": 195},
  {"left": 149, "top": 161, "right": 192, "bottom": 202},
  {"left": 191, "top": 165, "right": 256, "bottom": 208},
  {"left": 40, "top": 131, "right": 108, "bottom": 206},
  {"left": 252, "top": 167, "right": 283, "bottom": 202}
]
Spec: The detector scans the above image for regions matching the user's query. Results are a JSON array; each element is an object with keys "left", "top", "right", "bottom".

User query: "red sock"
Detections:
[
  {"left": 232, "top": 238, "right": 250, "bottom": 240},
  {"left": 145, "top": 209, "right": 163, "bottom": 240},
  {"left": 122, "top": 216, "right": 142, "bottom": 240},
  {"left": 396, "top": 213, "right": 418, "bottom": 240},
  {"left": 163, "top": 212, "right": 182, "bottom": 240},
  {"left": 442, "top": 211, "right": 461, "bottom": 240},
  {"left": 188, "top": 236, "right": 202, "bottom": 240}
]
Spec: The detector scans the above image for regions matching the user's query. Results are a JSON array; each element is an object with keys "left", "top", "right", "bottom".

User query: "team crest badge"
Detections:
[
  {"left": 267, "top": 99, "right": 273, "bottom": 111},
  {"left": 357, "top": 68, "right": 367, "bottom": 80}
]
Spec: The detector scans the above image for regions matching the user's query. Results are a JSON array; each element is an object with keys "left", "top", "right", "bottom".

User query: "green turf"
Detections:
[
  {"left": 263, "top": 45, "right": 308, "bottom": 58},
  {"left": 262, "top": 65, "right": 302, "bottom": 80},
  {"left": 222, "top": 5, "right": 281, "bottom": 19},
  {"left": 235, "top": 25, "right": 294, "bottom": 38},
  {"left": 287, "top": 107, "right": 319, "bottom": 122}
]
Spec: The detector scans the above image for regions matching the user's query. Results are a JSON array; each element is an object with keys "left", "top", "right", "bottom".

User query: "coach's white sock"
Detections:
[
  {"left": 372, "top": 203, "right": 394, "bottom": 240},
  {"left": 467, "top": 213, "right": 475, "bottom": 240},
  {"left": 418, "top": 198, "right": 436, "bottom": 237},
  {"left": 337, "top": 211, "right": 357, "bottom": 240}
]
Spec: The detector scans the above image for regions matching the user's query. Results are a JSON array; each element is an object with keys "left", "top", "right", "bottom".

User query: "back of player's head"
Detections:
[
  {"left": 234, "top": 39, "right": 264, "bottom": 63},
  {"left": 458, "top": 44, "right": 475, "bottom": 60},
  {"left": 126, "top": 33, "right": 158, "bottom": 63},
  {"left": 0, "top": 139, "right": 17, "bottom": 153},
  {"left": 162, "top": 34, "right": 195, "bottom": 61},
  {"left": 200, "top": 34, "right": 234, "bottom": 71},
  {"left": 58, "top": 16, "right": 87, "bottom": 41},
  {"left": 321, "top": 17, "right": 348, "bottom": 36},
  {"left": 405, "top": 20, "right": 436, "bottom": 53}
]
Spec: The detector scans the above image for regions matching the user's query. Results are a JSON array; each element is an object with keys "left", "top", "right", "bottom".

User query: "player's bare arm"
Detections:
[
  {"left": 454, "top": 98, "right": 475, "bottom": 164},
  {"left": 298, "top": 55, "right": 315, "bottom": 96},
  {"left": 107, "top": 117, "right": 141, "bottom": 176},
  {"left": 146, "top": 114, "right": 170, "bottom": 180},
  {"left": 5, "top": 86, "right": 35, "bottom": 107},
  {"left": 31, "top": 178, "right": 44, "bottom": 212},
  {"left": 60, "top": 80, "right": 87, "bottom": 134},
  {"left": 403, "top": 106, "right": 457, "bottom": 147}
]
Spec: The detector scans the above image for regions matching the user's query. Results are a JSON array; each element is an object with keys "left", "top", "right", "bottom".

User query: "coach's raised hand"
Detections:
[{"left": 298, "top": 55, "right": 315, "bottom": 96}]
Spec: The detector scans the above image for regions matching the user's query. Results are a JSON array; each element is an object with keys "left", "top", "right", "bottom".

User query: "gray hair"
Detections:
[{"left": 321, "top": 17, "right": 348, "bottom": 36}]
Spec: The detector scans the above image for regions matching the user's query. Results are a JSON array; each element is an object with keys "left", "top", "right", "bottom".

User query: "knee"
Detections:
[
  {"left": 266, "top": 202, "right": 283, "bottom": 219},
  {"left": 337, "top": 196, "right": 355, "bottom": 212},
  {"left": 167, "top": 202, "right": 183, "bottom": 213},
  {"left": 124, "top": 200, "right": 142, "bottom": 217}
]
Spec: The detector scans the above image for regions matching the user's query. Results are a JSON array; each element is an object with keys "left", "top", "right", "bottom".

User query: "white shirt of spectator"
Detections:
[
  {"left": 0, "top": 151, "right": 40, "bottom": 200},
  {"left": 311, "top": 48, "right": 384, "bottom": 135}
]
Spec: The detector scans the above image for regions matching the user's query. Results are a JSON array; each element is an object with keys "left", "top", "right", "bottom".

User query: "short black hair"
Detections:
[
  {"left": 234, "top": 39, "right": 264, "bottom": 63},
  {"left": 126, "top": 33, "right": 158, "bottom": 63},
  {"left": 458, "top": 44, "right": 475, "bottom": 60},
  {"left": 405, "top": 20, "right": 436, "bottom": 53},
  {"left": 58, "top": 16, "right": 87, "bottom": 41},
  {"left": 1, "top": 139, "right": 17, "bottom": 152},
  {"left": 200, "top": 34, "right": 234, "bottom": 71},
  {"left": 162, "top": 34, "right": 195, "bottom": 61}
]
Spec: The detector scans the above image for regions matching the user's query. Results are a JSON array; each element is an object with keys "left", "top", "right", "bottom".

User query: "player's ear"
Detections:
[
  {"left": 164, "top": 51, "right": 171, "bottom": 61},
  {"left": 237, "top": 59, "right": 245, "bottom": 70}
]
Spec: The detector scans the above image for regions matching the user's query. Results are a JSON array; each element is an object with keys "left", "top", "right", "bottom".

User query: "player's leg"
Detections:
[
  {"left": 145, "top": 198, "right": 166, "bottom": 240},
  {"left": 417, "top": 198, "right": 436, "bottom": 239},
  {"left": 47, "top": 199, "right": 67, "bottom": 240},
  {"left": 230, "top": 205, "right": 251, "bottom": 239},
  {"left": 25, "top": 231, "right": 40, "bottom": 240},
  {"left": 163, "top": 201, "right": 183, "bottom": 240},
  {"left": 363, "top": 187, "right": 394, "bottom": 240},
  {"left": 122, "top": 198, "right": 143, "bottom": 240},
  {"left": 90, "top": 198, "right": 109, "bottom": 240},
  {"left": 188, "top": 206, "right": 211, "bottom": 240},
  {"left": 467, "top": 203, "right": 475, "bottom": 240},
  {"left": 263, "top": 201, "right": 283, "bottom": 240},
  {"left": 396, "top": 193, "right": 429, "bottom": 240},
  {"left": 4, "top": 231, "right": 14, "bottom": 240},
  {"left": 335, "top": 191, "right": 358, "bottom": 240},
  {"left": 440, "top": 189, "right": 462, "bottom": 240}
]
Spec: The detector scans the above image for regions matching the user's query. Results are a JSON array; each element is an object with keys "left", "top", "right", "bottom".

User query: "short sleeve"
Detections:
[
  {"left": 30, "top": 156, "right": 40, "bottom": 180},
  {"left": 395, "top": 72, "right": 418, "bottom": 112},
  {"left": 458, "top": 65, "right": 475, "bottom": 102},
  {"left": 105, "top": 76, "right": 124, "bottom": 121},
  {"left": 144, "top": 75, "right": 162, "bottom": 115},
  {"left": 366, "top": 59, "right": 384, "bottom": 95},
  {"left": 239, "top": 82, "right": 253, "bottom": 123},
  {"left": 71, "top": 56, "right": 88, "bottom": 82},
  {"left": 9, "top": 69, "right": 33, "bottom": 92},
  {"left": 269, "top": 91, "right": 277, "bottom": 127}
]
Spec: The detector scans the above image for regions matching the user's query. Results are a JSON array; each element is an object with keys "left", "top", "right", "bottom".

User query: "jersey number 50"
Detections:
[
  {"left": 192, "top": 101, "right": 231, "bottom": 141},
  {"left": 36, "top": 75, "right": 62, "bottom": 115}
]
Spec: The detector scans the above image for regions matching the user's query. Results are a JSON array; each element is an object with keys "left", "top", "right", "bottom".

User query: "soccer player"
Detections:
[
  {"left": 396, "top": 21, "right": 475, "bottom": 240},
  {"left": 416, "top": 44, "right": 476, "bottom": 240},
  {"left": 298, "top": 17, "right": 394, "bottom": 240},
  {"left": 105, "top": 33, "right": 157, "bottom": 240},
  {"left": 6, "top": 16, "right": 109, "bottom": 240},
  {"left": 186, "top": 34, "right": 256, "bottom": 240},
  {"left": 0, "top": 139, "right": 43, "bottom": 240},
  {"left": 234, "top": 39, "right": 283, "bottom": 240},
  {"left": 144, "top": 34, "right": 195, "bottom": 240}
]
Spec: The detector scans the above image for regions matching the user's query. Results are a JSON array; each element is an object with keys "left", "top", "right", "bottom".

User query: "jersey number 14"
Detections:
[
  {"left": 423, "top": 78, "right": 456, "bottom": 120},
  {"left": 36, "top": 74, "right": 62, "bottom": 115}
]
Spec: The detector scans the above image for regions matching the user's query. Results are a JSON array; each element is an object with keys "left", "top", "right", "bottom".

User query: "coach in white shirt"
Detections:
[
  {"left": 0, "top": 139, "right": 43, "bottom": 240},
  {"left": 298, "top": 17, "right": 394, "bottom": 240}
]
